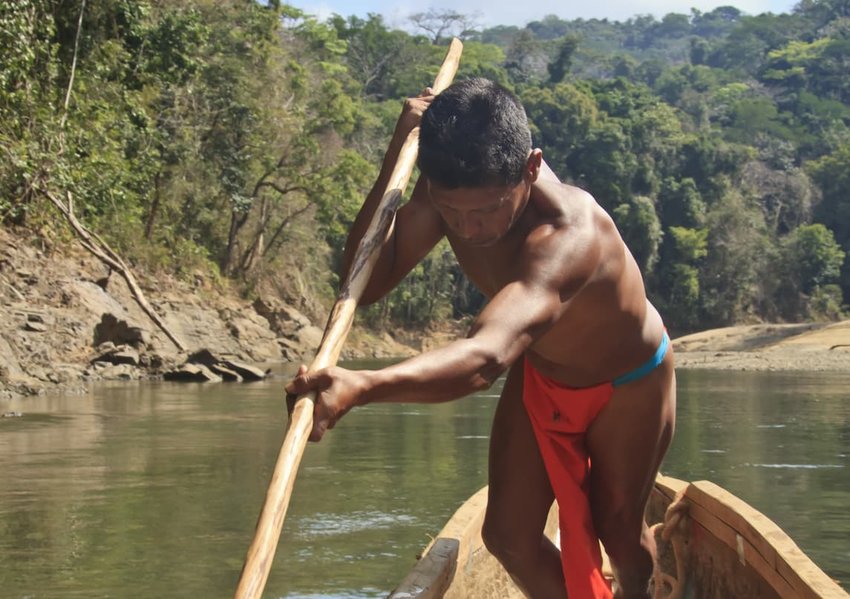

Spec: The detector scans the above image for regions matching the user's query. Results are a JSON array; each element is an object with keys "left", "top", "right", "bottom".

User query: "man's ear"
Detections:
[{"left": 526, "top": 149, "right": 543, "bottom": 183}]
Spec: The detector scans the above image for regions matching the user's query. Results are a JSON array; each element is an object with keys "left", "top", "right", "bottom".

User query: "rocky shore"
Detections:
[
  {"left": 0, "top": 229, "right": 414, "bottom": 401},
  {"left": 1, "top": 228, "right": 848, "bottom": 403}
]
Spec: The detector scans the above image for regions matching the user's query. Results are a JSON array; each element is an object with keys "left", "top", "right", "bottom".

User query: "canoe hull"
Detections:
[{"left": 390, "top": 475, "right": 847, "bottom": 599}]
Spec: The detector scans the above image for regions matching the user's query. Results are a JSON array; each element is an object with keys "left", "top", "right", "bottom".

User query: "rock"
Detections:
[
  {"left": 46, "top": 365, "right": 84, "bottom": 384},
  {"left": 209, "top": 363, "right": 243, "bottom": 382},
  {"left": 186, "top": 348, "right": 220, "bottom": 366},
  {"left": 94, "top": 313, "right": 150, "bottom": 347},
  {"left": 96, "top": 341, "right": 117, "bottom": 353},
  {"left": 98, "top": 363, "right": 139, "bottom": 380},
  {"left": 24, "top": 321, "right": 47, "bottom": 332},
  {"left": 25, "top": 312, "right": 46, "bottom": 324},
  {"left": 253, "top": 297, "right": 312, "bottom": 337},
  {"left": 92, "top": 344, "right": 140, "bottom": 366},
  {"left": 163, "top": 363, "right": 222, "bottom": 383},
  {"left": 277, "top": 337, "right": 303, "bottom": 361},
  {"left": 0, "top": 335, "right": 24, "bottom": 381},
  {"left": 224, "top": 314, "right": 281, "bottom": 361},
  {"left": 16, "top": 269, "right": 38, "bottom": 284},
  {"left": 220, "top": 359, "right": 267, "bottom": 381},
  {"left": 295, "top": 324, "right": 324, "bottom": 350}
]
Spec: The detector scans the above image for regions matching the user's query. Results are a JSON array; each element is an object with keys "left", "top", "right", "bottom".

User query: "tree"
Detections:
[
  {"left": 330, "top": 14, "right": 420, "bottom": 100},
  {"left": 739, "top": 161, "right": 815, "bottom": 235},
  {"left": 807, "top": 143, "right": 850, "bottom": 248},
  {"left": 504, "top": 29, "right": 548, "bottom": 84},
  {"left": 657, "top": 177, "right": 706, "bottom": 228},
  {"left": 654, "top": 226, "right": 708, "bottom": 330},
  {"left": 613, "top": 196, "right": 663, "bottom": 274},
  {"left": 408, "top": 9, "right": 478, "bottom": 44},
  {"left": 786, "top": 224, "right": 845, "bottom": 293},
  {"left": 699, "top": 188, "right": 772, "bottom": 326},
  {"left": 547, "top": 35, "right": 579, "bottom": 83},
  {"left": 522, "top": 82, "right": 599, "bottom": 174}
]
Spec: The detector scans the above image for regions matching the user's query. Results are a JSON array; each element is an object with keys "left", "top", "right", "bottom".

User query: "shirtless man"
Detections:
[{"left": 286, "top": 78, "right": 676, "bottom": 599}]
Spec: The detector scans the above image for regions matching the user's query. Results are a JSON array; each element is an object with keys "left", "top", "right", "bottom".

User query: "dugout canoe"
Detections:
[{"left": 388, "top": 474, "right": 848, "bottom": 599}]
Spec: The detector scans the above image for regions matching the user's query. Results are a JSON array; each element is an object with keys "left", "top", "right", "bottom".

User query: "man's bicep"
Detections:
[
  {"left": 361, "top": 177, "right": 444, "bottom": 303},
  {"left": 388, "top": 177, "right": 445, "bottom": 282},
  {"left": 469, "top": 279, "right": 564, "bottom": 362},
  {"left": 469, "top": 230, "right": 592, "bottom": 360}
]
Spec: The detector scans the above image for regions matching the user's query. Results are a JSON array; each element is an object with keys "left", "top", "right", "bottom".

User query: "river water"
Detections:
[{"left": 1, "top": 365, "right": 848, "bottom": 598}]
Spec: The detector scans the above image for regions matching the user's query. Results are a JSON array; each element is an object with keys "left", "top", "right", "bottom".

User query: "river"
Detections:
[{"left": 1, "top": 366, "right": 848, "bottom": 597}]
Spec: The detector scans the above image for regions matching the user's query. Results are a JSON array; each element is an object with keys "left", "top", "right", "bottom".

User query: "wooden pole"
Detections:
[{"left": 234, "top": 38, "right": 463, "bottom": 599}]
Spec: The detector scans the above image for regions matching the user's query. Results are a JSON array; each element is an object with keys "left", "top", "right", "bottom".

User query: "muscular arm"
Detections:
[
  {"left": 340, "top": 95, "right": 445, "bottom": 305},
  {"left": 344, "top": 176, "right": 444, "bottom": 305},
  {"left": 288, "top": 277, "right": 565, "bottom": 442},
  {"left": 355, "top": 281, "right": 563, "bottom": 405},
  {"left": 354, "top": 208, "right": 599, "bottom": 405}
]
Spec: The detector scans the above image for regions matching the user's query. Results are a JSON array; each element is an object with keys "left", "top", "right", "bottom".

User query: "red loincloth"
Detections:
[{"left": 522, "top": 357, "right": 615, "bottom": 599}]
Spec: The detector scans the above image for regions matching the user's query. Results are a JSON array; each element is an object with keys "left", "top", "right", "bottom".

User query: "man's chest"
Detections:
[{"left": 449, "top": 239, "right": 523, "bottom": 298}]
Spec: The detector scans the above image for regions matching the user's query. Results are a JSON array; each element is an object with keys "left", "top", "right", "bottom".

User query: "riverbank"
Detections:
[
  {"left": 672, "top": 321, "right": 850, "bottom": 372},
  {"left": 1, "top": 227, "right": 848, "bottom": 401},
  {"left": 0, "top": 228, "right": 413, "bottom": 400}
]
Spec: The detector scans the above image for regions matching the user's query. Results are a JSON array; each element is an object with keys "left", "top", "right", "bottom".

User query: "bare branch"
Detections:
[
  {"left": 44, "top": 189, "right": 187, "bottom": 352},
  {"left": 61, "top": 0, "right": 87, "bottom": 127},
  {"left": 265, "top": 202, "right": 313, "bottom": 256}
]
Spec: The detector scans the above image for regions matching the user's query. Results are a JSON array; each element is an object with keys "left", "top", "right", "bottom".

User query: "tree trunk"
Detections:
[{"left": 144, "top": 171, "right": 161, "bottom": 240}]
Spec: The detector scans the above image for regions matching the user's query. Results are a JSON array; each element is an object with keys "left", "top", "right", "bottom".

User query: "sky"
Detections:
[{"left": 290, "top": 0, "right": 799, "bottom": 29}]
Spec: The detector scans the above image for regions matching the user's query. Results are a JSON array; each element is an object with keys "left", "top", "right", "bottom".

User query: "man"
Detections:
[{"left": 286, "top": 78, "right": 676, "bottom": 599}]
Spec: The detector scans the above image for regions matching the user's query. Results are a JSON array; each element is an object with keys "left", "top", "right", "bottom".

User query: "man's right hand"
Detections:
[
  {"left": 285, "top": 364, "right": 370, "bottom": 442},
  {"left": 394, "top": 87, "right": 435, "bottom": 140}
]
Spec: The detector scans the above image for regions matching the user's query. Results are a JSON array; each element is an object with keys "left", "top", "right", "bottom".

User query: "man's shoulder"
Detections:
[
  {"left": 534, "top": 180, "right": 595, "bottom": 206},
  {"left": 530, "top": 181, "right": 599, "bottom": 228}
]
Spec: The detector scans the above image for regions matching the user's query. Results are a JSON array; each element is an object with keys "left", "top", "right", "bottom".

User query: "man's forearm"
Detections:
[{"left": 358, "top": 338, "right": 509, "bottom": 406}]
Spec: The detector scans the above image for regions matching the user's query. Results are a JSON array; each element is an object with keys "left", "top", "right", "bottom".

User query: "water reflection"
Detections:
[{"left": 0, "top": 368, "right": 848, "bottom": 598}]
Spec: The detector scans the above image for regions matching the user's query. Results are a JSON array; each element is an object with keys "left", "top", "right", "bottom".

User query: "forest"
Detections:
[{"left": 1, "top": 0, "right": 848, "bottom": 334}]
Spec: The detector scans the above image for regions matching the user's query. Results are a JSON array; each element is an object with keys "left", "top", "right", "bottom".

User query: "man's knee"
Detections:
[
  {"left": 594, "top": 501, "right": 649, "bottom": 559},
  {"left": 482, "top": 509, "right": 538, "bottom": 571}
]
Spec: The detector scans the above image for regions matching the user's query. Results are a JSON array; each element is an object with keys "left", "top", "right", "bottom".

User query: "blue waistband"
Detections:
[{"left": 612, "top": 331, "right": 670, "bottom": 387}]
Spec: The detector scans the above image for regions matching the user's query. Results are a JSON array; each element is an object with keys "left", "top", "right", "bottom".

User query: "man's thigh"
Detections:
[
  {"left": 486, "top": 360, "right": 554, "bottom": 539},
  {"left": 586, "top": 351, "right": 677, "bottom": 529}
]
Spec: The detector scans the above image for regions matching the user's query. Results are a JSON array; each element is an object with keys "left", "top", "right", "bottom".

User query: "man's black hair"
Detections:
[{"left": 418, "top": 78, "right": 532, "bottom": 189}]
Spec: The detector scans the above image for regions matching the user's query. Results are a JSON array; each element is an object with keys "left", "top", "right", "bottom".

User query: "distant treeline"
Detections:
[{"left": 1, "top": 0, "right": 848, "bottom": 332}]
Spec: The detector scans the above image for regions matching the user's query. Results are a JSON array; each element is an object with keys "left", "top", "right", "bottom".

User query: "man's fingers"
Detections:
[
  {"left": 308, "top": 396, "right": 335, "bottom": 442},
  {"left": 310, "top": 418, "right": 328, "bottom": 442},
  {"left": 285, "top": 367, "right": 323, "bottom": 395}
]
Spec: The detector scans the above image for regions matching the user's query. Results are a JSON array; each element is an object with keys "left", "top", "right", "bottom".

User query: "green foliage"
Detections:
[
  {"left": 785, "top": 224, "right": 845, "bottom": 293},
  {"left": 613, "top": 196, "right": 663, "bottom": 274},
  {"left": 3, "top": 0, "right": 849, "bottom": 335},
  {"left": 699, "top": 189, "right": 773, "bottom": 326},
  {"left": 521, "top": 82, "right": 599, "bottom": 173},
  {"left": 808, "top": 143, "right": 850, "bottom": 248}
]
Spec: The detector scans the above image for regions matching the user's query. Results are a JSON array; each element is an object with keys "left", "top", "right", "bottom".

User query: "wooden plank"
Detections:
[
  {"left": 686, "top": 498, "right": 795, "bottom": 597},
  {"left": 687, "top": 480, "right": 847, "bottom": 599},
  {"left": 655, "top": 474, "right": 689, "bottom": 499},
  {"left": 388, "top": 538, "right": 459, "bottom": 599}
]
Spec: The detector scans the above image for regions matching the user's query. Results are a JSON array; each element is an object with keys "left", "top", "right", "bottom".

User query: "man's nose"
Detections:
[{"left": 458, "top": 215, "right": 480, "bottom": 239}]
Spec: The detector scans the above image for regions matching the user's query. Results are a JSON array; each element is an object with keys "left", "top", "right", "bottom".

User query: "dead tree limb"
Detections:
[
  {"left": 61, "top": 0, "right": 86, "bottom": 127},
  {"left": 45, "top": 189, "right": 187, "bottom": 352}
]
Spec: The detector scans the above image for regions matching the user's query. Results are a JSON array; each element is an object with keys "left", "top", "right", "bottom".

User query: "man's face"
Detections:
[{"left": 427, "top": 179, "right": 530, "bottom": 247}]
